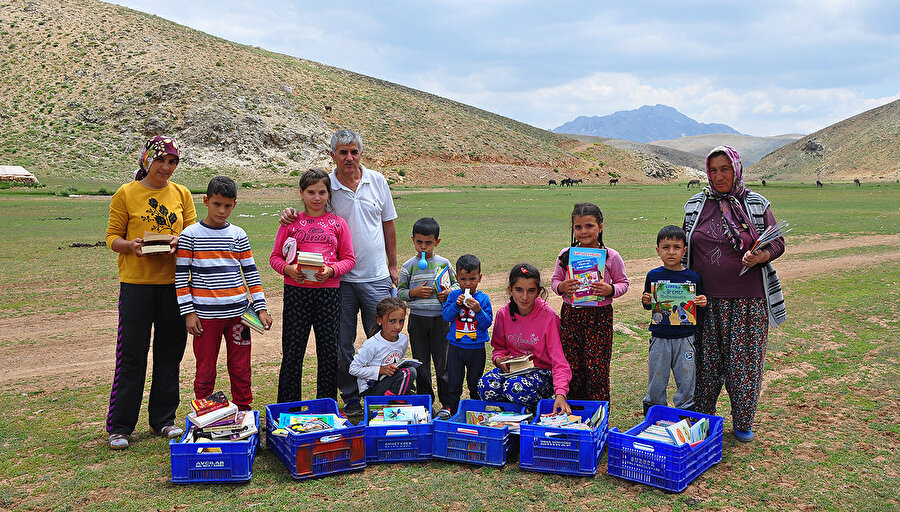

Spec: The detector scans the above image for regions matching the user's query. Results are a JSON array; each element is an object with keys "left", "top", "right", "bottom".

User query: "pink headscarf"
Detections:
[
  {"left": 134, "top": 135, "right": 179, "bottom": 181},
  {"left": 705, "top": 145, "right": 758, "bottom": 251}
]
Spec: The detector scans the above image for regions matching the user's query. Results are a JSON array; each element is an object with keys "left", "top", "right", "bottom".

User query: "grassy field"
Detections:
[{"left": 0, "top": 182, "right": 898, "bottom": 511}]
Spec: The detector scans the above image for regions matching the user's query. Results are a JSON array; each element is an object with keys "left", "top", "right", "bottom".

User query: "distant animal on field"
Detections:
[
  {"left": 854, "top": 178, "right": 861, "bottom": 186},
  {"left": 609, "top": 178, "right": 618, "bottom": 186},
  {"left": 761, "top": 179, "right": 767, "bottom": 186},
  {"left": 548, "top": 179, "right": 557, "bottom": 186},
  {"left": 561, "top": 178, "right": 573, "bottom": 187},
  {"left": 573, "top": 179, "right": 583, "bottom": 185},
  {"left": 687, "top": 179, "right": 700, "bottom": 188},
  {"left": 816, "top": 180, "right": 823, "bottom": 188}
]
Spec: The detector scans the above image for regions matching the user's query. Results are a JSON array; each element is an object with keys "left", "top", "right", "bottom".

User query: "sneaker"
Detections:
[
  {"left": 734, "top": 429, "right": 754, "bottom": 442},
  {"left": 108, "top": 433, "right": 129, "bottom": 450},
  {"left": 436, "top": 408, "right": 452, "bottom": 421},
  {"left": 154, "top": 425, "right": 184, "bottom": 439}
]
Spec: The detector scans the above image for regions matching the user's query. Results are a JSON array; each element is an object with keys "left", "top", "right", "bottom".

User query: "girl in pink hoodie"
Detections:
[{"left": 477, "top": 264, "right": 572, "bottom": 413}]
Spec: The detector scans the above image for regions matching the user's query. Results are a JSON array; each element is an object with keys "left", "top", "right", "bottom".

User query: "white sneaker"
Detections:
[{"left": 108, "top": 434, "right": 129, "bottom": 450}]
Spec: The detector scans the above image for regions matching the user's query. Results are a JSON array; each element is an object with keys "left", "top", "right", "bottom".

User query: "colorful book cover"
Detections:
[
  {"left": 433, "top": 265, "right": 451, "bottom": 292},
  {"left": 650, "top": 281, "right": 697, "bottom": 326},
  {"left": 566, "top": 247, "right": 607, "bottom": 306},
  {"left": 241, "top": 306, "right": 265, "bottom": 333},
  {"left": 190, "top": 391, "right": 228, "bottom": 416}
]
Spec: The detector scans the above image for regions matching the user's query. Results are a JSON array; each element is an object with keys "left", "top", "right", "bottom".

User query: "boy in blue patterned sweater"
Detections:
[{"left": 442, "top": 254, "right": 493, "bottom": 417}]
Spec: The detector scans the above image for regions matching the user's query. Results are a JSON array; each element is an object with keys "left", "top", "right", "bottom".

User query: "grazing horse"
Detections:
[
  {"left": 561, "top": 178, "right": 573, "bottom": 187},
  {"left": 609, "top": 178, "right": 618, "bottom": 186},
  {"left": 854, "top": 178, "right": 861, "bottom": 186},
  {"left": 687, "top": 179, "right": 700, "bottom": 188},
  {"left": 548, "top": 179, "right": 557, "bottom": 186},
  {"left": 816, "top": 180, "right": 823, "bottom": 187},
  {"left": 573, "top": 179, "right": 583, "bottom": 185},
  {"left": 761, "top": 179, "right": 766, "bottom": 186}
]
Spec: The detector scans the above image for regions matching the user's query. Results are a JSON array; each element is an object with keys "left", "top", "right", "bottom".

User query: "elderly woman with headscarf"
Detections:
[
  {"left": 682, "top": 145, "right": 786, "bottom": 443},
  {"left": 104, "top": 135, "right": 197, "bottom": 450}
]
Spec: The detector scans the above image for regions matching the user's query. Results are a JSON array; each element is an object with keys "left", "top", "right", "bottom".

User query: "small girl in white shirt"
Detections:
[{"left": 349, "top": 298, "right": 417, "bottom": 397}]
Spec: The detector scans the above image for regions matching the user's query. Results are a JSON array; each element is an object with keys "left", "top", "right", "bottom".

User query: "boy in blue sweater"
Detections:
[
  {"left": 441, "top": 254, "right": 493, "bottom": 418},
  {"left": 641, "top": 226, "right": 707, "bottom": 415}
]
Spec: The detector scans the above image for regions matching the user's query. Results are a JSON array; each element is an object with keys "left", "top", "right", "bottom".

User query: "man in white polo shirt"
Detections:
[{"left": 282, "top": 129, "right": 398, "bottom": 417}]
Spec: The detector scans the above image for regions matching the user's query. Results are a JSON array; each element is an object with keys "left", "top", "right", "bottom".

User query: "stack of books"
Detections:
[
  {"left": 636, "top": 417, "right": 710, "bottom": 447},
  {"left": 295, "top": 251, "right": 325, "bottom": 281},
  {"left": 141, "top": 231, "right": 173, "bottom": 254},
  {"left": 501, "top": 354, "right": 536, "bottom": 377},
  {"left": 466, "top": 411, "right": 533, "bottom": 433},
  {"left": 180, "top": 392, "right": 257, "bottom": 443},
  {"left": 368, "top": 405, "right": 430, "bottom": 425}
]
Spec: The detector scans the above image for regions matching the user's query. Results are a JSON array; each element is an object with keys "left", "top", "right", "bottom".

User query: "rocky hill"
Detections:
[
  {"left": 552, "top": 104, "right": 741, "bottom": 143},
  {"left": 651, "top": 133, "right": 803, "bottom": 167},
  {"left": 1, "top": 0, "right": 585, "bottom": 185},
  {"left": 749, "top": 99, "right": 900, "bottom": 181}
]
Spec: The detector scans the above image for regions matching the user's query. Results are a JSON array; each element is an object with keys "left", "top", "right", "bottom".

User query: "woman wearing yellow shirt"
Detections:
[{"left": 105, "top": 136, "right": 197, "bottom": 450}]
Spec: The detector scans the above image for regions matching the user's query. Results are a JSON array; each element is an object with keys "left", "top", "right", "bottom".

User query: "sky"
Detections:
[{"left": 112, "top": 0, "right": 899, "bottom": 136}]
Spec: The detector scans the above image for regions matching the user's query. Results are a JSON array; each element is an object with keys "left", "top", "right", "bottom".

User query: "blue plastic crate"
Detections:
[
  {"left": 169, "top": 410, "right": 260, "bottom": 484},
  {"left": 432, "top": 399, "right": 526, "bottom": 467},
  {"left": 363, "top": 395, "right": 434, "bottom": 463},
  {"left": 265, "top": 399, "right": 366, "bottom": 480},
  {"left": 607, "top": 406, "right": 723, "bottom": 492},
  {"left": 519, "top": 400, "right": 609, "bottom": 476}
]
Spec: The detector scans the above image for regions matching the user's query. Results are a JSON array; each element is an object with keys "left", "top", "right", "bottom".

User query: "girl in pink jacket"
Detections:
[{"left": 477, "top": 263, "right": 572, "bottom": 413}]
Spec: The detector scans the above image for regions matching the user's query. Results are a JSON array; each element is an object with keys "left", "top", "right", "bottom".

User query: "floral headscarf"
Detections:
[
  {"left": 134, "top": 135, "right": 179, "bottom": 181},
  {"left": 704, "top": 145, "right": 758, "bottom": 251}
]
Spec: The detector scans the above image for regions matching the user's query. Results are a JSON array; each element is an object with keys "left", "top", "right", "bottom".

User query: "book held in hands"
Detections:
[
  {"left": 501, "top": 354, "right": 537, "bottom": 377},
  {"left": 141, "top": 231, "right": 173, "bottom": 255},
  {"left": 650, "top": 281, "right": 697, "bottom": 326},
  {"left": 566, "top": 247, "right": 607, "bottom": 306}
]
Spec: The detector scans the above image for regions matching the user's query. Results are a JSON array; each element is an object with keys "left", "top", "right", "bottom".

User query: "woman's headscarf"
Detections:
[
  {"left": 134, "top": 135, "right": 179, "bottom": 181},
  {"left": 704, "top": 145, "right": 758, "bottom": 251}
]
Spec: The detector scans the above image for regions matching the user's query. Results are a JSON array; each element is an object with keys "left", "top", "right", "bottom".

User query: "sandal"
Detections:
[
  {"left": 154, "top": 425, "right": 184, "bottom": 439},
  {"left": 108, "top": 433, "right": 129, "bottom": 450}
]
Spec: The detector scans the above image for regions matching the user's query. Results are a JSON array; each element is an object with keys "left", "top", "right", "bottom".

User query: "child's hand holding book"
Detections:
[{"left": 379, "top": 363, "right": 398, "bottom": 377}]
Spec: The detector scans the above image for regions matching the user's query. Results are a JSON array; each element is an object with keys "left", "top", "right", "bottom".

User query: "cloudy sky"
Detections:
[{"left": 113, "top": 0, "right": 899, "bottom": 136}]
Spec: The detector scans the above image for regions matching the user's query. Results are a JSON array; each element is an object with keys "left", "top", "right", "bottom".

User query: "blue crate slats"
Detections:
[
  {"left": 607, "top": 405, "right": 724, "bottom": 492},
  {"left": 265, "top": 399, "right": 366, "bottom": 480},
  {"left": 432, "top": 399, "right": 526, "bottom": 467},
  {"left": 169, "top": 410, "right": 260, "bottom": 484},
  {"left": 363, "top": 395, "right": 434, "bottom": 463},
  {"left": 519, "top": 399, "right": 610, "bottom": 477}
]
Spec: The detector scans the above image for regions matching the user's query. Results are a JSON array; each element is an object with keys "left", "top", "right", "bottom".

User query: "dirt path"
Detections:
[{"left": 2, "top": 234, "right": 897, "bottom": 391}]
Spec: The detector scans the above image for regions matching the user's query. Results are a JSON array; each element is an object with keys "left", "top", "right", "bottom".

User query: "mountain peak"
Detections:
[{"left": 552, "top": 105, "right": 741, "bottom": 143}]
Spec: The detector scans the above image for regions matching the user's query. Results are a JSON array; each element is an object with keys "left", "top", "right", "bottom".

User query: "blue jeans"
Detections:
[{"left": 337, "top": 277, "right": 393, "bottom": 409}]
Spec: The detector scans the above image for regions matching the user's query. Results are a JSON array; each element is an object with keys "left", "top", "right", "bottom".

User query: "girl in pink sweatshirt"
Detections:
[
  {"left": 270, "top": 169, "right": 355, "bottom": 403},
  {"left": 477, "top": 263, "right": 572, "bottom": 413}
]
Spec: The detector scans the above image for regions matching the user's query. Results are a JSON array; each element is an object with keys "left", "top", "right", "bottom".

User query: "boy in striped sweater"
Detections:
[{"left": 176, "top": 176, "right": 272, "bottom": 410}]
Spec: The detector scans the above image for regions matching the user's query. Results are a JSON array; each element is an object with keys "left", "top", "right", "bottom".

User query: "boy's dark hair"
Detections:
[
  {"left": 656, "top": 225, "right": 686, "bottom": 245},
  {"left": 207, "top": 175, "right": 237, "bottom": 199},
  {"left": 412, "top": 217, "right": 440, "bottom": 238},
  {"left": 456, "top": 254, "right": 481, "bottom": 273},
  {"left": 507, "top": 263, "right": 547, "bottom": 320}
]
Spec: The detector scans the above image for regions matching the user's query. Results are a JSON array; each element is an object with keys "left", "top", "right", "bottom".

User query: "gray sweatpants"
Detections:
[{"left": 643, "top": 335, "right": 696, "bottom": 411}]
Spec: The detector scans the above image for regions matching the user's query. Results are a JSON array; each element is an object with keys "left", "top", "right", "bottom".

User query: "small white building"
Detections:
[{"left": 0, "top": 166, "right": 39, "bottom": 184}]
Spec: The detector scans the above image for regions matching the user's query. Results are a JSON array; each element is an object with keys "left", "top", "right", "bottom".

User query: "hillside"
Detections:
[
  {"left": 552, "top": 104, "right": 741, "bottom": 143},
  {"left": 0, "top": 0, "right": 586, "bottom": 185},
  {"left": 749, "top": 99, "right": 900, "bottom": 181},
  {"left": 651, "top": 133, "right": 803, "bottom": 167}
]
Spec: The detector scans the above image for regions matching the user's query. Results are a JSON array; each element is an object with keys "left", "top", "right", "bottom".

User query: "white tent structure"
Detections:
[{"left": 0, "top": 166, "right": 39, "bottom": 184}]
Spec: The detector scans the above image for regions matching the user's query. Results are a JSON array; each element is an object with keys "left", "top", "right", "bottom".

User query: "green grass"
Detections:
[{"left": 0, "top": 183, "right": 899, "bottom": 510}]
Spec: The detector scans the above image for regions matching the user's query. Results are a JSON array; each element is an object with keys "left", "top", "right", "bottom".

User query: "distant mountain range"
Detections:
[
  {"left": 552, "top": 104, "right": 742, "bottom": 143},
  {"left": 651, "top": 133, "right": 804, "bottom": 167}
]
